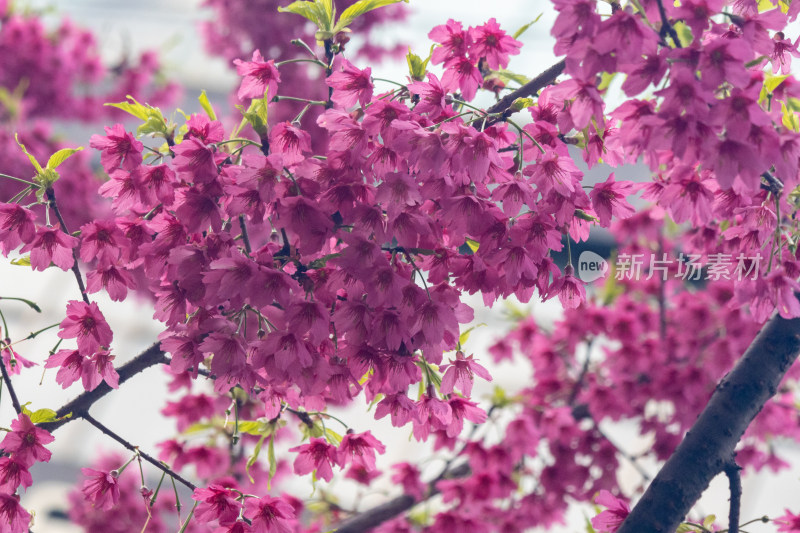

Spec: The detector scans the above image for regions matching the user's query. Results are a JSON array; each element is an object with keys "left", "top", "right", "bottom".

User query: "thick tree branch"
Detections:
[
  {"left": 618, "top": 312, "right": 800, "bottom": 533},
  {"left": 485, "top": 59, "right": 566, "bottom": 123},
  {"left": 38, "top": 342, "right": 167, "bottom": 433},
  {"left": 332, "top": 462, "right": 470, "bottom": 533}
]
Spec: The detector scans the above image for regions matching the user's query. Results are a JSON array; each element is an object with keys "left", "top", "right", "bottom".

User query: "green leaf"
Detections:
[
  {"left": 321, "top": 0, "right": 335, "bottom": 29},
  {"left": 512, "top": 14, "right": 543, "bottom": 40},
  {"left": 10, "top": 256, "right": 31, "bottom": 267},
  {"left": 20, "top": 404, "right": 70, "bottom": 424},
  {"left": 323, "top": 428, "right": 342, "bottom": 446},
  {"left": 105, "top": 97, "right": 151, "bottom": 121},
  {"left": 765, "top": 73, "right": 789, "bottom": 94},
  {"left": 782, "top": 101, "right": 799, "bottom": 132},
  {"left": 490, "top": 69, "right": 531, "bottom": 87},
  {"left": 465, "top": 238, "right": 480, "bottom": 253},
  {"left": 758, "top": 0, "right": 775, "bottom": 10},
  {"left": 46, "top": 147, "right": 83, "bottom": 170},
  {"left": 278, "top": 0, "right": 328, "bottom": 28},
  {"left": 238, "top": 421, "right": 265, "bottom": 436},
  {"left": 198, "top": 90, "right": 217, "bottom": 121},
  {"left": 406, "top": 45, "right": 435, "bottom": 82},
  {"left": 702, "top": 515, "right": 716, "bottom": 529},
  {"left": 182, "top": 421, "right": 215, "bottom": 434},
  {"left": 334, "top": 0, "right": 408, "bottom": 33},
  {"left": 309, "top": 421, "right": 324, "bottom": 439},
  {"left": 597, "top": 72, "right": 617, "bottom": 92},
  {"left": 267, "top": 434, "right": 277, "bottom": 488},
  {"left": 14, "top": 134, "right": 43, "bottom": 174},
  {"left": 246, "top": 433, "right": 268, "bottom": 483},
  {"left": 575, "top": 208, "right": 598, "bottom": 222},
  {"left": 241, "top": 96, "right": 270, "bottom": 138},
  {"left": 673, "top": 20, "right": 693, "bottom": 46},
  {"left": 137, "top": 116, "right": 169, "bottom": 137},
  {"left": 29, "top": 408, "right": 58, "bottom": 424},
  {"left": 510, "top": 97, "right": 535, "bottom": 112},
  {"left": 458, "top": 323, "right": 486, "bottom": 346}
]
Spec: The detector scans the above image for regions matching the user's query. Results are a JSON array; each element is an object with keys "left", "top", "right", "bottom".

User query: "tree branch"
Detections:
[
  {"left": 485, "top": 59, "right": 566, "bottom": 124},
  {"left": 0, "top": 356, "right": 22, "bottom": 414},
  {"left": 82, "top": 412, "right": 196, "bottom": 491},
  {"left": 46, "top": 187, "right": 90, "bottom": 305},
  {"left": 723, "top": 457, "right": 742, "bottom": 533},
  {"left": 332, "top": 462, "right": 471, "bottom": 533},
  {"left": 38, "top": 342, "right": 167, "bottom": 433},
  {"left": 618, "top": 312, "right": 800, "bottom": 533}
]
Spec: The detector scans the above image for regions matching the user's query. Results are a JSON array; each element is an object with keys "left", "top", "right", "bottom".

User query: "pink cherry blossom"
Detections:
[
  {"left": 0, "top": 414, "right": 54, "bottom": 467},
  {"left": 234, "top": 50, "right": 281, "bottom": 101},
  {"left": 590, "top": 490, "right": 630, "bottom": 532},
  {"left": 89, "top": 123, "right": 143, "bottom": 172},
  {"left": 0, "top": 493, "right": 30, "bottom": 533},
  {"left": 58, "top": 300, "right": 113, "bottom": 354},
  {"left": 327, "top": 58, "right": 373, "bottom": 108},
  {"left": 19, "top": 226, "right": 78, "bottom": 271},
  {"left": 289, "top": 438, "right": 340, "bottom": 482},
  {"left": 80, "top": 468, "right": 120, "bottom": 510}
]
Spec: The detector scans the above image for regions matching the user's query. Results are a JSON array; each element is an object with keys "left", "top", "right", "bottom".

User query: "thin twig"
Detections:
[
  {"left": 485, "top": 59, "right": 566, "bottom": 125},
  {"left": 723, "top": 457, "right": 742, "bottom": 533},
  {"left": 46, "top": 187, "right": 90, "bottom": 304},
  {"left": 82, "top": 412, "right": 197, "bottom": 491},
  {"left": 655, "top": 0, "right": 682, "bottom": 47},
  {"left": 238, "top": 214, "right": 252, "bottom": 255},
  {"left": 0, "top": 356, "right": 22, "bottom": 414}
]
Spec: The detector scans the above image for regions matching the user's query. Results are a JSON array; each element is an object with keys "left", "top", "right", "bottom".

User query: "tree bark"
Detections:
[{"left": 618, "top": 312, "right": 800, "bottom": 533}]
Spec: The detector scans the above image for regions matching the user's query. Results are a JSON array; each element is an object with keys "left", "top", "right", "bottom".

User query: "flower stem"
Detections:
[{"left": 46, "top": 187, "right": 90, "bottom": 304}]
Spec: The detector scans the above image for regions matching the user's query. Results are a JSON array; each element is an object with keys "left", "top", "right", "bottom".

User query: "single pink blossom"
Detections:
[
  {"left": 591, "top": 490, "right": 630, "bottom": 532},
  {"left": 234, "top": 50, "right": 281, "bottom": 101},
  {"left": 80, "top": 468, "right": 120, "bottom": 510},
  {"left": 45, "top": 348, "right": 85, "bottom": 388},
  {"left": 0, "top": 456, "right": 32, "bottom": 492},
  {"left": 327, "top": 58, "right": 373, "bottom": 108},
  {"left": 58, "top": 300, "right": 113, "bottom": 354},
  {"left": 441, "top": 56, "right": 483, "bottom": 101},
  {"left": 245, "top": 496, "right": 295, "bottom": 533},
  {"left": 776, "top": 509, "right": 800, "bottom": 532},
  {"left": 19, "top": 226, "right": 78, "bottom": 271},
  {"left": 440, "top": 351, "right": 492, "bottom": 397},
  {"left": 469, "top": 18, "right": 521, "bottom": 70},
  {"left": 0, "top": 203, "right": 36, "bottom": 255},
  {"left": 429, "top": 19, "right": 471, "bottom": 66},
  {"left": 289, "top": 438, "right": 339, "bottom": 482},
  {"left": 590, "top": 173, "right": 635, "bottom": 227},
  {"left": 0, "top": 414, "right": 54, "bottom": 467},
  {"left": 192, "top": 484, "right": 241, "bottom": 526},
  {"left": 337, "top": 430, "right": 386, "bottom": 471},
  {"left": 0, "top": 493, "right": 30, "bottom": 533},
  {"left": 547, "top": 265, "right": 587, "bottom": 309},
  {"left": 89, "top": 123, "right": 143, "bottom": 172}
]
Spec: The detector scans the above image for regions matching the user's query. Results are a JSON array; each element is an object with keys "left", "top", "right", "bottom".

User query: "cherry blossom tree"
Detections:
[{"left": 2, "top": 0, "right": 800, "bottom": 532}]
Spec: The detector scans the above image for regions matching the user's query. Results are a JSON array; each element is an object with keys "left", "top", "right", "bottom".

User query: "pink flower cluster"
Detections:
[{"left": 0, "top": 414, "right": 54, "bottom": 532}]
